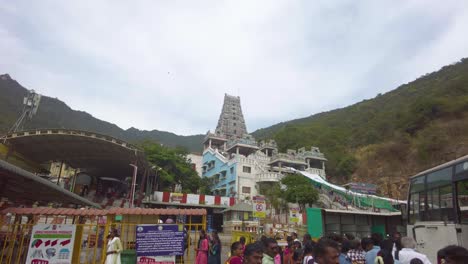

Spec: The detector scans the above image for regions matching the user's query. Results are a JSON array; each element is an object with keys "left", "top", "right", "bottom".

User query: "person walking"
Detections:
[
  {"left": 240, "top": 236, "right": 247, "bottom": 252},
  {"left": 397, "top": 237, "right": 431, "bottom": 264},
  {"left": 105, "top": 229, "right": 123, "bottom": 264},
  {"left": 196, "top": 230, "right": 209, "bottom": 264},
  {"left": 363, "top": 234, "right": 382, "bottom": 264},
  {"left": 302, "top": 242, "right": 314, "bottom": 264},
  {"left": 437, "top": 245, "right": 468, "bottom": 264},
  {"left": 314, "top": 239, "right": 340, "bottom": 264},
  {"left": 302, "top": 234, "right": 312, "bottom": 246},
  {"left": 339, "top": 240, "right": 352, "bottom": 264},
  {"left": 380, "top": 239, "right": 401, "bottom": 264},
  {"left": 374, "top": 250, "right": 394, "bottom": 264},
  {"left": 262, "top": 238, "right": 279, "bottom": 264},
  {"left": 227, "top": 242, "right": 244, "bottom": 264},
  {"left": 244, "top": 242, "right": 264, "bottom": 264},
  {"left": 347, "top": 240, "right": 365, "bottom": 264},
  {"left": 208, "top": 231, "right": 221, "bottom": 264},
  {"left": 283, "top": 236, "right": 294, "bottom": 264}
]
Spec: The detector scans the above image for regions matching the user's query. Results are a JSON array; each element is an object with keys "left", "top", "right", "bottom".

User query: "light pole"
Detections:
[
  {"left": 129, "top": 164, "right": 138, "bottom": 208},
  {"left": 148, "top": 166, "right": 161, "bottom": 197}
]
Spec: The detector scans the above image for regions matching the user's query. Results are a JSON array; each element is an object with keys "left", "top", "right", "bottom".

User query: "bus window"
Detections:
[
  {"left": 427, "top": 188, "right": 441, "bottom": 221},
  {"left": 440, "top": 185, "right": 455, "bottom": 222},
  {"left": 410, "top": 176, "right": 425, "bottom": 193},
  {"left": 456, "top": 162, "right": 468, "bottom": 174},
  {"left": 457, "top": 180, "right": 468, "bottom": 224},
  {"left": 427, "top": 167, "right": 452, "bottom": 189}
]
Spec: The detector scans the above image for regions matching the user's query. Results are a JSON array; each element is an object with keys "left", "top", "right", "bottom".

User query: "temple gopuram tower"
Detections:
[{"left": 214, "top": 94, "right": 248, "bottom": 139}]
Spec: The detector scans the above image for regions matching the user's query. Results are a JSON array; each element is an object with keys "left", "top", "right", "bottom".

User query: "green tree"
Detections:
[
  {"left": 280, "top": 173, "right": 319, "bottom": 212},
  {"left": 259, "top": 182, "right": 288, "bottom": 216},
  {"left": 141, "top": 141, "right": 201, "bottom": 193},
  {"left": 199, "top": 177, "right": 214, "bottom": 195}
]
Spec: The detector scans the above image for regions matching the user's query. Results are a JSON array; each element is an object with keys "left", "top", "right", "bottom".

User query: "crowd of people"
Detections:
[{"left": 195, "top": 230, "right": 468, "bottom": 264}]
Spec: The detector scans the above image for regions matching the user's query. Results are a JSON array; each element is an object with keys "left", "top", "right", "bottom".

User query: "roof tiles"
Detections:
[{"left": 0, "top": 207, "right": 206, "bottom": 216}]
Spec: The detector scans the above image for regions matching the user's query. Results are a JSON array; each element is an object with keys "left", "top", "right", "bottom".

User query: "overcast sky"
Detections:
[{"left": 1, "top": 1, "right": 468, "bottom": 135}]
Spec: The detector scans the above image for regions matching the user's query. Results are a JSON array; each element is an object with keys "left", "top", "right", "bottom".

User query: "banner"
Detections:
[
  {"left": 220, "top": 197, "right": 230, "bottom": 206},
  {"left": 137, "top": 256, "right": 176, "bottom": 264},
  {"left": 204, "top": 195, "right": 215, "bottom": 205},
  {"left": 136, "top": 224, "right": 185, "bottom": 264},
  {"left": 186, "top": 194, "right": 200, "bottom": 204},
  {"left": 25, "top": 224, "right": 76, "bottom": 264},
  {"left": 252, "top": 196, "right": 266, "bottom": 218},
  {"left": 170, "top": 193, "right": 183, "bottom": 203},
  {"left": 289, "top": 207, "right": 300, "bottom": 223}
]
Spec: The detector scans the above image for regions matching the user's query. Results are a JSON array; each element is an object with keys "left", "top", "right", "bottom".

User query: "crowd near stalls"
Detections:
[{"left": 199, "top": 232, "right": 468, "bottom": 264}]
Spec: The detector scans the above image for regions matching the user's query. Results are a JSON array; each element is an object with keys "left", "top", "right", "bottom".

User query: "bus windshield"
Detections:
[{"left": 408, "top": 159, "right": 468, "bottom": 224}]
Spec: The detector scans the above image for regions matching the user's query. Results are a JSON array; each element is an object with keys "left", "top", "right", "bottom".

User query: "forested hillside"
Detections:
[
  {"left": 0, "top": 74, "right": 204, "bottom": 152},
  {"left": 253, "top": 58, "right": 468, "bottom": 198},
  {"left": 2, "top": 57, "right": 468, "bottom": 199}
]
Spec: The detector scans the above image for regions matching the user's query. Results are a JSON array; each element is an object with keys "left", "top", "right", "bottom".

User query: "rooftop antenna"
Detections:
[{"left": 8, "top": 89, "right": 42, "bottom": 133}]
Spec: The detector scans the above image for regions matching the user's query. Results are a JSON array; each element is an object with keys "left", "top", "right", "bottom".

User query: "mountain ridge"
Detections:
[
  {"left": 0, "top": 74, "right": 204, "bottom": 152},
  {"left": 252, "top": 57, "right": 468, "bottom": 198},
  {"left": 2, "top": 56, "right": 468, "bottom": 199}
]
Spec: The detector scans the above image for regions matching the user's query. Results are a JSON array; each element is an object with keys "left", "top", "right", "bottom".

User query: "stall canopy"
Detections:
[
  {"left": 0, "top": 207, "right": 207, "bottom": 216},
  {"left": 293, "top": 169, "right": 405, "bottom": 212},
  {"left": 1, "top": 129, "right": 149, "bottom": 180},
  {"left": 0, "top": 159, "right": 101, "bottom": 208}
]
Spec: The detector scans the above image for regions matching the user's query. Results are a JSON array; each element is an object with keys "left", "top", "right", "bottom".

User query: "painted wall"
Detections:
[
  {"left": 236, "top": 160, "right": 260, "bottom": 199},
  {"left": 187, "top": 154, "right": 203, "bottom": 177},
  {"left": 202, "top": 149, "right": 238, "bottom": 195}
]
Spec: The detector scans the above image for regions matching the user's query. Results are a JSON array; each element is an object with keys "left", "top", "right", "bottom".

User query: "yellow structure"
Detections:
[{"left": 0, "top": 207, "right": 206, "bottom": 264}]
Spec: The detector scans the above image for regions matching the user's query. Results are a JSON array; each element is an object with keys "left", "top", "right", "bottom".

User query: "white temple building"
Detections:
[{"left": 201, "top": 94, "right": 327, "bottom": 201}]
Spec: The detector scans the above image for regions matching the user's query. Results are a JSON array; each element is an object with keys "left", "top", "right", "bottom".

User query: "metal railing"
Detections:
[
  {"left": 0, "top": 215, "right": 206, "bottom": 264},
  {"left": 256, "top": 172, "right": 284, "bottom": 182}
]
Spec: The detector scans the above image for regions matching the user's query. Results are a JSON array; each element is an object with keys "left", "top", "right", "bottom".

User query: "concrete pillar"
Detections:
[
  {"left": 236, "top": 147, "right": 239, "bottom": 155},
  {"left": 306, "top": 158, "right": 310, "bottom": 169},
  {"left": 322, "top": 161, "right": 326, "bottom": 171},
  {"left": 56, "top": 161, "right": 64, "bottom": 186},
  {"left": 224, "top": 142, "right": 227, "bottom": 151},
  {"left": 209, "top": 139, "right": 212, "bottom": 148}
]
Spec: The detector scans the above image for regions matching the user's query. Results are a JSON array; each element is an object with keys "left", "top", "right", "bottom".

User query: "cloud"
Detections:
[{"left": 1, "top": 1, "right": 468, "bottom": 135}]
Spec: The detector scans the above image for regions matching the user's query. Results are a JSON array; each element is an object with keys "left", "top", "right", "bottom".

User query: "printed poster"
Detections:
[
  {"left": 204, "top": 195, "right": 215, "bottom": 205},
  {"left": 186, "top": 194, "right": 200, "bottom": 205},
  {"left": 136, "top": 224, "right": 185, "bottom": 264},
  {"left": 170, "top": 193, "right": 183, "bottom": 203},
  {"left": 289, "top": 207, "right": 300, "bottom": 223},
  {"left": 220, "top": 197, "right": 230, "bottom": 206},
  {"left": 252, "top": 196, "right": 265, "bottom": 218},
  {"left": 25, "top": 224, "right": 76, "bottom": 264}
]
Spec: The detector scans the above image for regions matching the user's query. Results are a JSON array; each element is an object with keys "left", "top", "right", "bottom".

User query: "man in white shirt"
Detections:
[{"left": 398, "top": 237, "right": 431, "bottom": 264}]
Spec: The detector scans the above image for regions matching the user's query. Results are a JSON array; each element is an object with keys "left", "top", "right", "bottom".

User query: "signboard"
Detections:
[
  {"left": 137, "top": 256, "right": 175, "bottom": 264},
  {"left": 220, "top": 197, "right": 230, "bottom": 206},
  {"left": 170, "top": 193, "right": 183, "bottom": 203},
  {"left": 204, "top": 195, "right": 215, "bottom": 205},
  {"left": 252, "top": 196, "right": 266, "bottom": 218},
  {"left": 25, "top": 224, "right": 76, "bottom": 264},
  {"left": 186, "top": 194, "right": 199, "bottom": 204},
  {"left": 289, "top": 207, "right": 300, "bottom": 223},
  {"left": 136, "top": 224, "right": 185, "bottom": 262}
]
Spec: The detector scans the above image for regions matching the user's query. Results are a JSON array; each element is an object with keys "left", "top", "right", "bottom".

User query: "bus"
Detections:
[{"left": 407, "top": 155, "right": 468, "bottom": 262}]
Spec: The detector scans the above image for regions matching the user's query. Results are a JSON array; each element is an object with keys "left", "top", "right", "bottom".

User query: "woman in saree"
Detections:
[{"left": 105, "top": 229, "right": 123, "bottom": 264}]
